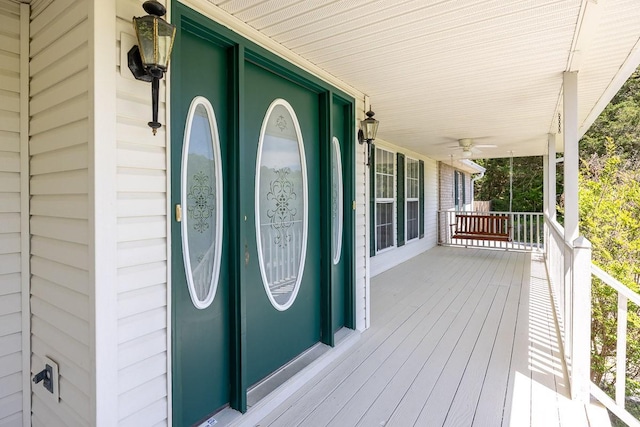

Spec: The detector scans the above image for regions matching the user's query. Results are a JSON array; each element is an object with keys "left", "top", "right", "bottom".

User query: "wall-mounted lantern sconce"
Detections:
[
  {"left": 358, "top": 108, "right": 379, "bottom": 166},
  {"left": 128, "top": 1, "right": 176, "bottom": 135}
]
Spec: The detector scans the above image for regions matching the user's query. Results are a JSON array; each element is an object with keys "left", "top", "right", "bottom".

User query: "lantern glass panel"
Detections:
[
  {"left": 134, "top": 15, "right": 157, "bottom": 67},
  {"left": 156, "top": 19, "right": 176, "bottom": 69},
  {"left": 362, "top": 119, "right": 379, "bottom": 140}
]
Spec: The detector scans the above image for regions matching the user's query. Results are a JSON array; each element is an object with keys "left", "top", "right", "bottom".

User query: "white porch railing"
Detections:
[
  {"left": 438, "top": 210, "right": 544, "bottom": 251},
  {"left": 544, "top": 217, "right": 591, "bottom": 402},
  {"left": 260, "top": 223, "right": 303, "bottom": 292},
  {"left": 545, "top": 215, "right": 640, "bottom": 426},
  {"left": 545, "top": 218, "right": 573, "bottom": 365},
  {"left": 590, "top": 265, "right": 640, "bottom": 427}
]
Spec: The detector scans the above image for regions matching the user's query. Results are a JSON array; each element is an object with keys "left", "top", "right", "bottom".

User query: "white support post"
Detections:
[
  {"left": 89, "top": 0, "right": 118, "bottom": 424},
  {"left": 543, "top": 154, "right": 549, "bottom": 218},
  {"left": 563, "top": 72, "right": 580, "bottom": 370},
  {"left": 19, "top": 4, "right": 30, "bottom": 425},
  {"left": 563, "top": 72, "right": 579, "bottom": 243},
  {"left": 547, "top": 133, "right": 557, "bottom": 221},
  {"left": 572, "top": 236, "right": 592, "bottom": 402}
]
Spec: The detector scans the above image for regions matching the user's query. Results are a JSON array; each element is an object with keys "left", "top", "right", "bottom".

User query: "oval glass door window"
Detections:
[
  {"left": 255, "top": 99, "right": 308, "bottom": 311},
  {"left": 181, "top": 96, "right": 223, "bottom": 309},
  {"left": 331, "top": 137, "right": 343, "bottom": 264}
]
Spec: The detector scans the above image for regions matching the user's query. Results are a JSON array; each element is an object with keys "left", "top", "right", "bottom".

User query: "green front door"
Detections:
[
  {"left": 170, "top": 3, "right": 355, "bottom": 420},
  {"left": 242, "top": 62, "right": 322, "bottom": 385},
  {"left": 331, "top": 99, "right": 351, "bottom": 332},
  {"left": 171, "top": 25, "right": 231, "bottom": 426}
]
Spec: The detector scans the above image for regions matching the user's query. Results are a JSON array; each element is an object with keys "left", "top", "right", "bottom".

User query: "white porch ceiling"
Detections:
[{"left": 211, "top": 0, "right": 640, "bottom": 160}]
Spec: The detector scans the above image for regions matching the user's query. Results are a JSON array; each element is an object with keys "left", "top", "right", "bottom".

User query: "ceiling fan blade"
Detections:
[{"left": 474, "top": 144, "right": 497, "bottom": 148}]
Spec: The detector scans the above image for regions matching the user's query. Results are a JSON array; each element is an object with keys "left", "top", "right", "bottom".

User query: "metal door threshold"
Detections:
[{"left": 230, "top": 328, "right": 360, "bottom": 426}]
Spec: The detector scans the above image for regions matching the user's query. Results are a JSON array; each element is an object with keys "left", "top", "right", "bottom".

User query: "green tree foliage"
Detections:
[
  {"left": 581, "top": 70, "right": 640, "bottom": 158},
  {"left": 474, "top": 156, "right": 544, "bottom": 212},
  {"left": 578, "top": 68, "right": 640, "bottom": 412},
  {"left": 579, "top": 140, "right": 640, "bottom": 396}
]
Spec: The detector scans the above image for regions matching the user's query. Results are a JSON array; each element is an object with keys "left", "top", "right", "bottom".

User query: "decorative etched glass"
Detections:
[
  {"left": 331, "top": 137, "right": 343, "bottom": 264},
  {"left": 181, "top": 97, "right": 223, "bottom": 309},
  {"left": 255, "top": 99, "right": 308, "bottom": 310}
]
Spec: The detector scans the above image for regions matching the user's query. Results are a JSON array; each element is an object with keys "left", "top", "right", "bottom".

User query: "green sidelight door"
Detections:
[
  {"left": 330, "top": 99, "right": 352, "bottom": 332},
  {"left": 171, "top": 26, "right": 232, "bottom": 426},
  {"left": 242, "top": 61, "right": 322, "bottom": 386}
]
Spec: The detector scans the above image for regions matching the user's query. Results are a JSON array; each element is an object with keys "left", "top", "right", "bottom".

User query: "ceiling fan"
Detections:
[{"left": 448, "top": 138, "right": 497, "bottom": 158}]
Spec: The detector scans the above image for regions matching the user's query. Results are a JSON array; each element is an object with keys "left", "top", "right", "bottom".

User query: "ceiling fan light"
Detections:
[
  {"left": 459, "top": 138, "right": 473, "bottom": 148},
  {"left": 462, "top": 149, "right": 473, "bottom": 158}
]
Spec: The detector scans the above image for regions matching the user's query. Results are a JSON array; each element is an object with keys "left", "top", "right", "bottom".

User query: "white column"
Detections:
[
  {"left": 19, "top": 4, "right": 30, "bottom": 425},
  {"left": 543, "top": 155, "right": 548, "bottom": 217},
  {"left": 547, "top": 133, "right": 557, "bottom": 221},
  {"left": 572, "top": 236, "right": 592, "bottom": 402},
  {"left": 90, "top": 0, "right": 118, "bottom": 424},
  {"left": 563, "top": 72, "right": 579, "bottom": 242},
  {"left": 564, "top": 71, "right": 591, "bottom": 403}
]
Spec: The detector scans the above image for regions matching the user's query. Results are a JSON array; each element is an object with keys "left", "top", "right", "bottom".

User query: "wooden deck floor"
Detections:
[{"left": 247, "top": 247, "right": 592, "bottom": 427}]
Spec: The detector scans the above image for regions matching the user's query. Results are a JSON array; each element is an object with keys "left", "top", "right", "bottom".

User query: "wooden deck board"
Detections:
[
  {"left": 441, "top": 285, "right": 510, "bottom": 427},
  {"left": 529, "top": 268, "right": 562, "bottom": 427},
  {"left": 261, "top": 255, "right": 467, "bottom": 426},
  {"left": 275, "top": 250, "right": 494, "bottom": 426},
  {"left": 334, "top": 253, "right": 505, "bottom": 426},
  {"left": 248, "top": 247, "right": 592, "bottom": 427},
  {"left": 352, "top": 253, "right": 504, "bottom": 427},
  {"left": 502, "top": 252, "right": 532, "bottom": 426},
  {"left": 472, "top": 253, "right": 524, "bottom": 426},
  {"left": 382, "top": 262, "right": 504, "bottom": 425}
]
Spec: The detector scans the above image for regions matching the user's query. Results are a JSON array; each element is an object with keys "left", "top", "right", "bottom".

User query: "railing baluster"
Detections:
[
  {"left": 529, "top": 213, "right": 533, "bottom": 250},
  {"left": 268, "top": 228, "right": 272, "bottom": 284},
  {"left": 616, "top": 293, "right": 628, "bottom": 407},
  {"left": 524, "top": 213, "right": 527, "bottom": 249}
]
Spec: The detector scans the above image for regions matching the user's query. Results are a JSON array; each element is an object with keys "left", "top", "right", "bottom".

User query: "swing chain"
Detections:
[{"left": 558, "top": 113, "right": 562, "bottom": 134}]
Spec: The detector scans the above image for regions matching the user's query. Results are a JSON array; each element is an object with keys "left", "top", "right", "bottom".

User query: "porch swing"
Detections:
[{"left": 451, "top": 153, "right": 513, "bottom": 242}]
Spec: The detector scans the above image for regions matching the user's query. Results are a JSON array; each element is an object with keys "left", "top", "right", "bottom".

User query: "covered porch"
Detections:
[
  {"left": 233, "top": 246, "right": 608, "bottom": 427},
  {"left": 3, "top": 0, "right": 640, "bottom": 425}
]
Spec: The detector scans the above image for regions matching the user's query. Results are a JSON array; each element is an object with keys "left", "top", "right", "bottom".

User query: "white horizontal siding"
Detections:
[
  {"left": 370, "top": 140, "right": 439, "bottom": 277},
  {"left": 0, "top": 0, "right": 22, "bottom": 424},
  {"left": 29, "top": 0, "right": 91, "bottom": 425},
  {"left": 115, "top": 0, "right": 169, "bottom": 423},
  {"left": 30, "top": 120, "right": 88, "bottom": 156}
]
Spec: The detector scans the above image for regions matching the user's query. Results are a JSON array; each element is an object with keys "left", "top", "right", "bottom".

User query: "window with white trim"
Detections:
[
  {"left": 375, "top": 147, "right": 395, "bottom": 251},
  {"left": 406, "top": 157, "right": 419, "bottom": 241}
]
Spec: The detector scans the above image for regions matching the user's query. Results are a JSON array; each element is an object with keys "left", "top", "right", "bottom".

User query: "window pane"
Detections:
[
  {"left": 386, "top": 176, "right": 393, "bottom": 198},
  {"left": 376, "top": 202, "right": 394, "bottom": 250},
  {"left": 406, "top": 158, "right": 419, "bottom": 199},
  {"left": 407, "top": 200, "right": 419, "bottom": 240},
  {"left": 374, "top": 149, "right": 395, "bottom": 252},
  {"left": 182, "top": 98, "right": 223, "bottom": 310},
  {"left": 331, "top": 137, "right": 343, "bottom": 264},
  {"left": 256, "top": 99, "right": 307, "bottom": 310}
]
